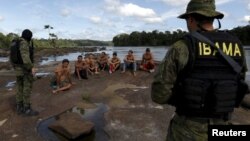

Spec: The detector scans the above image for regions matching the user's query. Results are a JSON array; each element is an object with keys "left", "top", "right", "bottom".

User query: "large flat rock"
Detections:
[{"left": 49, "top": 112, "right": 94, "bottom": 139}]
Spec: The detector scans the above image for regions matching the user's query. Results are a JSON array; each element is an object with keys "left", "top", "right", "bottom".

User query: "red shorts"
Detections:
[{"left": 143, "top": 63, "right": 155, "bottom": 70}]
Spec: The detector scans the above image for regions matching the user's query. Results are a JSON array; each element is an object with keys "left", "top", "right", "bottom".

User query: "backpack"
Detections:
[{"left": 10, "top": 39, "right": 23, "bottom": 64}]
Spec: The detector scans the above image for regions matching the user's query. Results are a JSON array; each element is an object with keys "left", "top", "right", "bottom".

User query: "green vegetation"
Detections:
[
  {"left": 0, "top": 34, "right": 112, "bottom": 49},
  {"left": 0, "top": 24, "right": 112, "bottom": 49},
  {"left": 0, "top": 25, "right": 249, "bottom": 49},
  {"left": 230, "top": 25, "right": 250, "bottom": 45},
  {"left": 113, "top": 25, "right": 250, "bottom": 46}
]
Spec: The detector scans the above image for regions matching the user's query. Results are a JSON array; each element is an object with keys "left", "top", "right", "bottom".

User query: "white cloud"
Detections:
[
  {"left": 0, "top": 16, "right": 4, "bottom": 22},
  {"left": 89, "top": 16, "right": 101, "bottom": 24},
  {"left": 216, "top": 0, "right": 234, "bottom": 5},
  {"left": 243, "top": 15, "right": 250, "bottom": 22},
  {"left": 105, "top": 0, "right": 163, "bottom": 24},
  {"left": 119, "top": 3, "right": 156, "bottom": 17},
  {"left": 158, "top": 0, "right": 233, "bottom": 6},
  {"left": 61, "top": 8, "right": 71, "bottom": 17},
  {"left": 105, "top": 0, "right": 121, "bottom": 11},
  {"left": 158, "top": 0, "right": 188, "bottom": 6},
  {"left": 142, "top": 17, "right": 163, "bottom": 23}
]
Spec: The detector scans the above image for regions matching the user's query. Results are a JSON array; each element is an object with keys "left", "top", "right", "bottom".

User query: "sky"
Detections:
[{"left": 0, "top": 0, "right": 249, "bottom": 41}]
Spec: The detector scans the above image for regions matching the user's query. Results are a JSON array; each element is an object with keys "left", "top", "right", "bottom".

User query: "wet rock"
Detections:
[
  {"left": 0, "top": 62, "right": 12, "bottom": 70},
  {"left": 241, "top": 94, "right": 250, "bottom": 109},
  {"left": 0, "top": 49, "right": 9, "bottom": 57},
  {"left": 49, "top": 112, "right": 94, "bottom": 140},
  {"left": 0, "top": 119, "right": 8, "bottom": 127},
  {"left": 76, "top": 102, "right": 97, "bottom": 109},
  {"left": 99, "top": 46, "right": 106, "bottom": 51}
]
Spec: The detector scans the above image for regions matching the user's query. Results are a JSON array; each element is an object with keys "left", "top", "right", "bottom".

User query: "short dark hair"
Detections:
[
  {"left": 129, "top": 50, "right": 133, "bottom": 53},
  {"left": 146, "top": 48, "right": 150, "bottom": 52},
  {"left": 62, "top": 59, "right": 69, "bottom": 64},
  {"left": 78, "top": 55, "right": 83, "bottom": 58},
  {"left": 113, "top": 52, "right": 117, "bottom": 56}
]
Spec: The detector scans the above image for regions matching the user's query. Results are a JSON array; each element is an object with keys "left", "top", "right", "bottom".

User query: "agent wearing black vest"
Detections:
[
  {"left": 151, "top": 0, "right": 248, "bottom": 141},
  {"left": 12, "top": 29, "right": 39, "bottom": 116}
]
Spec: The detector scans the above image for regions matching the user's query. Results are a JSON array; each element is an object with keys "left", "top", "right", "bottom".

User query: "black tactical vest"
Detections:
[
  {"left": 173, "top": 31, "right": 245, "bottom": 118},
  {"left": 11, "top": 38, "right": 34, "bottom": 64}
]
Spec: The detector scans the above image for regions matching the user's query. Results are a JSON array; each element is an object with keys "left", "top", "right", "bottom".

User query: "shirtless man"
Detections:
[
  {"left": 98, "top": 52, "right": 109, "bottom": 71},
  {"left": 52, "top": 59, "right": 72, "bottom": 94},
  {"left": 109, "top": 52, "right": 121, "bottom": 74},
  {"left": 121, "top": 50, "right": 136, "bottom": 76},
  {"left": 88, "top": 54, "right": 99, "bottom": 75},
  {"left": 75, "top": 55, "right": 88, "bottom": 80},
  {"left": 139, "top": 48, "right": 155, "bottom": 73}
]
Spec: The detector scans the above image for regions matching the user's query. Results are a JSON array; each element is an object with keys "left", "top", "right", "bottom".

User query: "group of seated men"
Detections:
[{"left": 51, "top": 48, "right": 155, "bottom": 94}]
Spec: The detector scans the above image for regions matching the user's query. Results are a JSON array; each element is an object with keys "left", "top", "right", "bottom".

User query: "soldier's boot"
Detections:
[
  {"left": 16, "top": 102, "right": 24, "bottom": 115},
  {"left": 23, "top": 104, "right": 39, "bottom": 116}
]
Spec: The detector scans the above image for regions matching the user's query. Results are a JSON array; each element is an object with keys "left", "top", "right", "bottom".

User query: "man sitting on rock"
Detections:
[
  {"left": 75, "top": 55, "right": 88, "bottom": 80},
  {"left": 121, "top": 50, "right": 137, "bottom": 76},
  {"left": 108, "top": 52, "right": 121, "bottom": 74},
  {"left": 52, "top": 59, "right": 72, "bottom": 94},
  {"left": 98, "top": 52, "right": 109, "bottom": 71},
  {"left": 87, "top": 54, "right": 99, "bottom": 75},
  {"left": 139, "top": 48, "right": 155, "bottom": 73}
]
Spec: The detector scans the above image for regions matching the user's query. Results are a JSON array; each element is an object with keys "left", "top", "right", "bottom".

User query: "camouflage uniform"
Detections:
[
  {"left": 14, "top": 37, "right": 34, "bottom": 108},
  {"left": 12, "top": 29, "right": 38, "bottom": 116},
  {"left": 151, "top": 0, "right": 247, "bottom": 141}
]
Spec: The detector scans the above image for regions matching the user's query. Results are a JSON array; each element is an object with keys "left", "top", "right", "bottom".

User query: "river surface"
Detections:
[
  {"left": 38, "top": 46, "right": 168, "bottom": 65},
  {"left": 1, "top": 46, "right": 250, "bottom": 75},
  {"left": 38, "top": 46, "right": 250, "bottom": 71}
]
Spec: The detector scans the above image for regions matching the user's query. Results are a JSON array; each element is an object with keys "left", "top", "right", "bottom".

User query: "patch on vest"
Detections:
[{"left": 198, "top": 42, "right": 242, "bottom": 57}]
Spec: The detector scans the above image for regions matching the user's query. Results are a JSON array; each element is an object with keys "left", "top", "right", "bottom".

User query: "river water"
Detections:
[
  {"left": 38, "top": 46, "right": 168, "bottom": 65},
  {"left": 1, "top": 46, "right": 250, "bottom": 75}
]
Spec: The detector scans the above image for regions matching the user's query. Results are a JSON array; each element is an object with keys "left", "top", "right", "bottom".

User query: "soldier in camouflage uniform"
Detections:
[
  {"left": 12, "top": 29, "right": 39, "bottom": 116},
  {"left": 151, "top": 0, "right": 248, "bottom": 141}
]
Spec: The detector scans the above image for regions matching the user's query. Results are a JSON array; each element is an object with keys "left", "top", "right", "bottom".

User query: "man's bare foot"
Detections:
[
  {"left": 52, "top": 90, "right": 58, "bottom": 94},
  {"left": 133, "top": 72, "right": 136, "bottom": 76}
]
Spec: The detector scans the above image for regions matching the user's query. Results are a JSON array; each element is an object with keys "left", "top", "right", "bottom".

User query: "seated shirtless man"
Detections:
[
  {"left": 121, "top": 50, "right": 137, "bottom": 76},
  {"left": 139, "top": 48, "right": 155, "bottom": 73},
  {"left": 87, "top": 54, "right": 99, "bottom": 75},
  {"left": 52, "top": 59, "right": 72, "bottom": 94},
  {"left": 98, "top": 52, "right": 109, "bottom": 71},
  {"left": 75, "top": 55, "right": 88, "bottom": 80},
  {"left": 108, "top": 52, "right": 121, "bottom": 74}
]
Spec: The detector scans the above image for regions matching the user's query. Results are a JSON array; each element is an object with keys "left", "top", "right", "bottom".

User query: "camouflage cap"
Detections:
[{"left": 178, "top": 0, "right": 224, "bottom": 19}]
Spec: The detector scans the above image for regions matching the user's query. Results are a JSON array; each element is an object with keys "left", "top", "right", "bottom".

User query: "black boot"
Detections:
[
  {"left": 23, "top": 104, "right": 39, "bottom": 116},
  {"left": 16, "top": 102, "right": 24, "bottom": 115}
]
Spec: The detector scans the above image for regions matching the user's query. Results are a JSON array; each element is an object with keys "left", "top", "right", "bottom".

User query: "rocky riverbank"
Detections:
[{"left": 0, "top": 47, "right": 250, "bottom": 141}]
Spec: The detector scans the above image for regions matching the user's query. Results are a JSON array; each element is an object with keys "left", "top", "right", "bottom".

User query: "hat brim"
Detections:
[{"left": 178, "top": 10, "right": 224, "bottom": 19}]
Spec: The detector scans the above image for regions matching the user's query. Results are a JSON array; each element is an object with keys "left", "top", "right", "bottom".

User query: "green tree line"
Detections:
[
  {"left": 0, "top": 32, "right": 112, "bottom": 49},
  {"left": 113, "top": 25, "right": 250, "bottom": 46}
]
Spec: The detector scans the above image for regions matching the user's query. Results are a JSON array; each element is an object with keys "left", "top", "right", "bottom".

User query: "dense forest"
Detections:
[
  {"left": 0, "top": 32, "right": 112, "bottom": 49},
  {"left": 0, "top": 25, "right": 249, "bottom": 49},
  {"left": 113, "top": 25, "right": 250, "bottom": 46}
]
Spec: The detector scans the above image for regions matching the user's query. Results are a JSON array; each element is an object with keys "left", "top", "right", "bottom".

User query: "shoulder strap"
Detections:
[{"left": 190, "top": 31, "right": 242, "bottom": 74}]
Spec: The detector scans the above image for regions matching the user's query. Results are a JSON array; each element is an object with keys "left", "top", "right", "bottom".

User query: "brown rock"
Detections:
[
  {"left": 49, "top": 112, "right": 95, "bottom": 139},
  {"left": 241, "top": 94, "right": 250, "bottom": 109}
]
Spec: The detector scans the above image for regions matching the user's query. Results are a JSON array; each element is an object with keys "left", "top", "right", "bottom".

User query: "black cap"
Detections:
[{"left": 21, "top": 29, "right": 33, "bottom": 41}]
